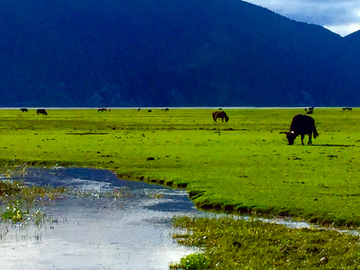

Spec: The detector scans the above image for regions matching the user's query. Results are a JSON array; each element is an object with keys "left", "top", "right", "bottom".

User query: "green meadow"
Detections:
[
  {"left": 1, "top": 108, "right": 360, "bottom": 268},
  {"left": 1, "top": 108, "right": 360, "bottom": 225}
]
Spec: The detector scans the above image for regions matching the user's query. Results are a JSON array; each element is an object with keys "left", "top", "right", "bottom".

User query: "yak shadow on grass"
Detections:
[
  {"left": 311, "top": 144, "right": 355, "bottom": 147},
  {"left": 65, "top": 132, "right": 109, "bottom": 135}
]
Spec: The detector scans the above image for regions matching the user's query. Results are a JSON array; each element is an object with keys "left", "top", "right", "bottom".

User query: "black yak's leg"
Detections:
[
  {"left": 300, "top": 134, "right": 305, "bottom": 145},
  {"left": 308, "top": 133, "right": 312, "bottom": 145}
]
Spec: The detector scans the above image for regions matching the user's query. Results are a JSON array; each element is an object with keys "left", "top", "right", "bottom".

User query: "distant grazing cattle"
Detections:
[
  {"left": 36, "top": 109, "right": 48, "bottom": 116},
  {"left": 165, "top": 108, "right": 169, "bottom": 111},
  {"left": 97, "top": 108, "right": 107, "bottom": 112},
  {"left": 148, "top": 109, "right": 152, "bottom": 112},
  {"left": 20, "top": 108, "right": 28, "bottom": 112},
  {"left": 280, "top": 114, "right": 319, "bottom": 145},
  {"left": 342, "top": 107, "right": 352, "bottom": 111},
  {"left": 212, "top": 110, "right": 229, "bottom": 122},
  {"left": 304, "top": 107, "right": 314, "bottom": 114},
  {"left": 137, "top": 108, "right": 141, "bottom": 111}
]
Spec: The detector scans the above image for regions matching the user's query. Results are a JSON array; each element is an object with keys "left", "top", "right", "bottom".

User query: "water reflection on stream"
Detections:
[{"left": 0, "top": 167, "right": 204, "bottom": 270}]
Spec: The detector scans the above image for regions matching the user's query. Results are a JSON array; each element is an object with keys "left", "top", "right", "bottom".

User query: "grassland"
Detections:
[
  {"left": 1, "top": 108, "right": 359, "bottom": 226},
  {"left": 2, "top": 107, "right": 360, "bottom": 268},
  {"left": 170, "top": 216, "right": 360, "bottom": 269}
]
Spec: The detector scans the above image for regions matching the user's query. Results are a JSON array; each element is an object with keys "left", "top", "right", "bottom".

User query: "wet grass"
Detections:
[
  {"left": 171, "top": 216, "right": 360, "bottom": 269},
  {"left": 0, "top": 166, "right": 67, "bottom": 224},
  {"left": 0, "top": 164, "right": 159, "bottom": 225}
]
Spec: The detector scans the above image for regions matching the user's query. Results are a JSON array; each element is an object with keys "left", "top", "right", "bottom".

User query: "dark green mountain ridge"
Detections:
[{"left": 1, "top": 0, "right": 360, "bottom": 107}]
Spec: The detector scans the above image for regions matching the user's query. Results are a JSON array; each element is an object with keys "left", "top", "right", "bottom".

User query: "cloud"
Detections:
[
  {"left": 325, "top": 23, "right": 360, "bottom": 37},
  {"left": 244, "top": 0, "right": 360, "bottom": 36}
]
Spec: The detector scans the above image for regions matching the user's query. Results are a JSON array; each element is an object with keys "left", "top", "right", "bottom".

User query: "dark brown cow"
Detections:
[
  {"left": 280, "top": 114, "right": 319, "bottom": 145},
  {"left": 20, "top": 108, "right": 28, "bottom": 112},
  {"left": 212, "top": 110, "right": 229, "bottom": 122},
  {"left": 97, "top": 108, "right": 107, "bottom": 112},
  {"left": 36, "top": 109, "right": 48, "bottom": 116}
]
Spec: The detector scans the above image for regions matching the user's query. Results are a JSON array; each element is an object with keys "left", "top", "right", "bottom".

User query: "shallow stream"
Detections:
[{"left": 0, "top": 167, "right": 204, "bottom": 270}]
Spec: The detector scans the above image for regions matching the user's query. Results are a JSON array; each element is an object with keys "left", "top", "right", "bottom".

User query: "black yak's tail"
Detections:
[{"left": 313, "top": 125, "right": 319, "bottom": 138}]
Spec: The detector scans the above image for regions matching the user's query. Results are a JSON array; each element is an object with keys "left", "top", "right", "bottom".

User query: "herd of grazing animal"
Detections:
[
  {"left": 212, "top": 109, "right": 320, "bottom": 145},
  {"left": 20, "top": 108, "right": 48, "bottom": 115},
  {"left": 16, "top": 106, "right": 358, "bottom": 146},
  {"left": 136, "top": 108, "right": 169, "bottom": 112},
  {"left": 211, "top": 108, "right": 322, "bottom": 146}
]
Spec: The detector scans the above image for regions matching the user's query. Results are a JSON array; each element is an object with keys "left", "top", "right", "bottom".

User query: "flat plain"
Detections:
[{"left": 1, "top": 108, "right": 360, "bottom": 226}]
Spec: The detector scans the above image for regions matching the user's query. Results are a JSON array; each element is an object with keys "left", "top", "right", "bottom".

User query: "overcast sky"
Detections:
[{"left": 244, "top": 0, "right": 360, "bottom": 37}]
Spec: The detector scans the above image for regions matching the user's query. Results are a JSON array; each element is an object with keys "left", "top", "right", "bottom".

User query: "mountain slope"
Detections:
[{"left": 1, "top": 0, "right": 359, "bottom": 107}]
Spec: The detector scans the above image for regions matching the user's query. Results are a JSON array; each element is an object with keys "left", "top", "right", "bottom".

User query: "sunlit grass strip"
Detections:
[{"left": 171, "top": 216, "right": 360, "bottom": 269}]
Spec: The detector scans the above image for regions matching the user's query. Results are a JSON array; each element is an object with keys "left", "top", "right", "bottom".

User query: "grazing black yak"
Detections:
[
  {"left": 36, "top": 109, "right": 48, "bottom": 116},
  {"left": 280, "top": 114, "right": 319, "bottom": 145},
  {"left": 212, "top": 110, "right": 229, "bottom": 122},
  {"left": 305, "top": 107, "right": 314, "bottom": 114},
  {"left": 20, "top": 108, "right": 28, "bottom": 112},
  {"left": 97, "top": 108, "right": 107, "bottom": 112}
]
